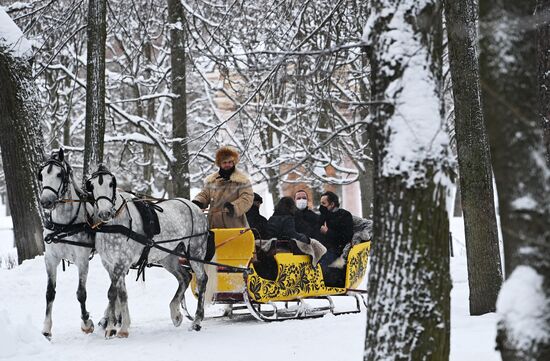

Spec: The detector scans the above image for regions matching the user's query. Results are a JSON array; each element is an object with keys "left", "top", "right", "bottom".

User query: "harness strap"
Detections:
[{"left": 92, "top": 224, "right": 249, "bottom": 273}]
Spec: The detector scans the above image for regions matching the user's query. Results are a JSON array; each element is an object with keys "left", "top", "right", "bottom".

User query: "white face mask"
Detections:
[{"left": 296, "top": 199, "right": 308, "bottom": 210}]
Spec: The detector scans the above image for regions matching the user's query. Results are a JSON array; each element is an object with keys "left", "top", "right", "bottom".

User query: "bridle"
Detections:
[
  {"left": 38, "top": 158, "right": 71, "bottom": 200},
  {"left": 86, "top": 168, "right": 117, "bottom": 206}
]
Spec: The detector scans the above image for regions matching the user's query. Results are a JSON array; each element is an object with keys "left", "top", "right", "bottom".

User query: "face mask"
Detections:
[
  {"left": 296, "top": 199, "right": 308, "bottom": 210},
  {"left": 319, "top": 205, "right": 328, "bottom": 215}
]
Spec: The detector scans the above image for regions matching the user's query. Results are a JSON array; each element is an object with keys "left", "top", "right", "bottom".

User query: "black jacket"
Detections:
[
  {"left": 319, "top": 208, "right": 353, "bottom": 255},
  {"left": 246, "top": 205, "right": 268, "bottom": 239},
  {"left": 267, "top": 213, "right": 309, "bottom": 244},
  {"left": 295, "top": 208, "right": 321, "bottom": 240}
]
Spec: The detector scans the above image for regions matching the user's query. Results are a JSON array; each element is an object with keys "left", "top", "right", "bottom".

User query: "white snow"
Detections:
[
  {"left": 510, "top": 195, "right": 538, "bottom": 211},
  {"left": 0, "top": 217, "right": 500, "bottom": 360},
  {"left": 496, "top": 265, "right": 550, "bottom": 352},
  {"left": 0, "top": 8, "right": 32, "bottom": 58}
]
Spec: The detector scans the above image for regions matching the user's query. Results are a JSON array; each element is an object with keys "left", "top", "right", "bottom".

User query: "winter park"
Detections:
[{"left": 0, "top": 1, "right": 549, "bottom": 360}]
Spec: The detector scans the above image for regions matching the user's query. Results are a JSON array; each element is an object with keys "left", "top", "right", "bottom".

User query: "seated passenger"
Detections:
[
  {"left": 294, "top": 189, "right": 321, "bottom": 240},
  {"left": 246, "top": 192, "right": 268, "bottom": 239},
  {"left": 267, "top": 197, "right": 310, "bottom": 246},
  {"left": 318, "top": 191, "right": 353, "bottom": 287}
]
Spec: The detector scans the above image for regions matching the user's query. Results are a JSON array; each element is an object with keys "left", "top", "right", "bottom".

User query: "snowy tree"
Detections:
[
  {"left": 478, "top": 0, "right": 550, "bottom": 358},
  {"left": 363, "top": 0, "right": 452, "bottom": 359},
  {"left": 537, "top": 0, "right": 550, "bottom": 164},
  {"left": 0, "top": 8, "right": 45, "bottom": 263},
  {"left": 444, "top": 0, "right": 503, "bottom": 315},
  {"left": 83, "top": 0, "right": 107, "bottom": 180},
  {"left": 167, "top": 0, "right": 190, "bottom": 198}
]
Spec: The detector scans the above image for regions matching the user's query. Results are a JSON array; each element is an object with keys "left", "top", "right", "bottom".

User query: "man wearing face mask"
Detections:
[
  {"left": 192, "top": 146, "right": 254, "bottom": 228},
  {"left": 294, "top": 190, "right": 320, "bottom": 240},
  {"left": 318, "top": 191, "right": 353, "bottom": 286}
]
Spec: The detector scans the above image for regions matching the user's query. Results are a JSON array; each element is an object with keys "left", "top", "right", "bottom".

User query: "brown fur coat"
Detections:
[{"left": 193, "top": 169, "right": 253, "bottom": 228}]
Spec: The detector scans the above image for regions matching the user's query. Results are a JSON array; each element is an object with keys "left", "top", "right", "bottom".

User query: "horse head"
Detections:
[
  {"left": 38, "top": 148, "right": 72, "bottom": 210},
  {"left": 86, "top": 164, "right": 118, "bottom": 222}
]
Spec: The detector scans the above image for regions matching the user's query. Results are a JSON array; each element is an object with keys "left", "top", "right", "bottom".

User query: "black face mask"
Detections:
[
  {"left": 319, "top": 205, "right": 328, "bottom": 215},
  {"left": 218, "top": 166, "right": 235, "bottom": 180}
]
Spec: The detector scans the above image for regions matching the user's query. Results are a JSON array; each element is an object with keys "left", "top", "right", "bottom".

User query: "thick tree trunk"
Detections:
[
  {"left": 479, "top": 0, "right": 550, "bottom": 277},
  {"left": 363, "top": 1, "right": 451, "bottom": 359},
  {"left": 168, "top": 0, "right": 190, "bottom": 199},
  {"left": 0, "top": 32, "right": 45, "bottom": 263},
  {"left": 480, "top": 1, "right": 550, "bottom": 359},
  {"left": 444, "top": 0, "right": 503, "bottom": 315},
  {"left": 83, "top": 0, "right": 107, "bottom": 181},
  {"left": 539, "top": 0, "right": 550, "bottom": 163}
]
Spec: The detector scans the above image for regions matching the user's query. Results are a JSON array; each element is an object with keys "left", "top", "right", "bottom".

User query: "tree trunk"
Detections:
[
  {"left": 0, "top": 16, "right": 45, "bottom": 263},
  {"left": 539, "top": 0, "right": 550, "bottom": 164},
  {"left": 493, "top": 1, "right": 550, "bottom": 359},
  {"left": 444, "top": 0, "right": 503, "bottom": 315},
  {"left": 480, "top": 0, "right": 550, "bottom": 359},
  {"left": 479, "top": 0, "right": 550, "bottom": 277},
  {"left": 168, "top": 0, "right": 190, "bottom": 199},
  {"left": 363, "top": 1, "right": 451, "bottom": 359},
  {"left": 83, "top": 0, "right": 107, "bottom": 181}
]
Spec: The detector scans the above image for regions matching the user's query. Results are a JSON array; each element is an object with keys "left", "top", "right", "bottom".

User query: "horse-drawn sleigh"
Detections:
[{"left": 37, "top": 149, "right": 370, "bottom": 338}]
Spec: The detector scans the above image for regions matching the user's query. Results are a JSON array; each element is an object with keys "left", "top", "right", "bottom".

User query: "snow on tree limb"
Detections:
[{"left": 0, "top": 8, "right": 32, "bottom": 58}]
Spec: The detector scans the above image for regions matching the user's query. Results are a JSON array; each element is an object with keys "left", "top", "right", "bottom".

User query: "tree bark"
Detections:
[
  {"left": 168, "top": 0, "right": 190, "bottom": 199},
  {"left": 479, "top": 0, "right": 550, "bottom": 277},
  {"left": 83, "top": 0, "right": 107, "bottom": 181},
  {"left": 444, "top": 0, "right": 503, "bottom": 315},
  {"left": 363, "top": 1, "right": 451, "bottom": 359},
  {"left": 538, "top": 0, "right": 550, "bottom": 164},
  {"left": 0, "top": 43, "right": 45, "bottom": 264}
]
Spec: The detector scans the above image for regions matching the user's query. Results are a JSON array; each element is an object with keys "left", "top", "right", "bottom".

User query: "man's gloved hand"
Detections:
[
  {"left": 224, "top": 202, "right": 235, "bottom": 217},
  {"left": 192, "top": 200, "right": 204, "bottom": 209}
]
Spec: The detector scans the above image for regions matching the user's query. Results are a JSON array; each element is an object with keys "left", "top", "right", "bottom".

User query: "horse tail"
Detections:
[{"left": 203, "top": 264, "right": 218, "bottom": 306}]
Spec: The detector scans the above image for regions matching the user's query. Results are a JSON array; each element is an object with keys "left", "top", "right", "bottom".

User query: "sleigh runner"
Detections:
[{"left": 191, "top": 228, "right": 371, "bottom": 321}]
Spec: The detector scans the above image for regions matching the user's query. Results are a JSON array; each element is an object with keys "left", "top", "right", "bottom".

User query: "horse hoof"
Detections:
[
  {"left": 81, "top": 320, "right": 94, "bottom": 334},
  {"left": 105, "top": 329, "right": 117, "bottom": 338},
  {"left": 42, "top": 332, "right": 52, "bottom": 341},
  {"left": 189, "top": 324, "right": 201, "bottom": 331},
  {"left": 117, "top": 331, "right": 129, "bottom": 338},
  {"left": 98, "top": 317, "right": 107, "bottom": 329},
  {"left": 172, "top": 312, "right": 183, "bottom": 327}
]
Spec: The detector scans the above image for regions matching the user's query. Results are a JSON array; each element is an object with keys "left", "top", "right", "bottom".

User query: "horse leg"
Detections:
[
  {"left": 189, "top": 261, "right": 208, "bottom": 331},
  {"left": 76, "top": 261, "right": 94, "bottom": 334},
  {"left": 160, "top": 256, "right": 192, "bottom": 327},
  {"left": 104, "top": 273, "right": 119, "bottom": 338},
  {"left": 115, "top": 266, "right": 131, "bottom": 338},
  {"left": 42, "top": 255, "right": 60, "bottom": 339}
]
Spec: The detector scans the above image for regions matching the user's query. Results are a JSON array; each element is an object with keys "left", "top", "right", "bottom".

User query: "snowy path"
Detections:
[{"left": 0, "top": 218, "right": 500, "bottom": 361}]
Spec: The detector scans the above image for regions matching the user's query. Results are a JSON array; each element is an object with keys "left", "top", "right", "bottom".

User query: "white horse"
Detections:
[
  {"left": 38, "top": 149, "right": 95, "bottom": 339},
  {"left": 86, "top": 165, "right": 215, "bottom": 337}
]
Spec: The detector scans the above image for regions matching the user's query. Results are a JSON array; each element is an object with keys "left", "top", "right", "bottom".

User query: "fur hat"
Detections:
[{"left": 215, "top": 146, "right": 239, "bottom": 167}]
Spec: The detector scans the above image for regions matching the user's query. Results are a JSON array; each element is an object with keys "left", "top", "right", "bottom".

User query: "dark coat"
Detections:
[
  {"left": 267, "top": 213, "right": 309, "bottom": 244},
  {"left": 319, "top": 208, "right": 353, "bottom": 256},
  {"left": 295, "top": 208, "right": 321, "bottom": 240},
  {"left": 246, "top": 205, "right": 268, "bottom": 239}
]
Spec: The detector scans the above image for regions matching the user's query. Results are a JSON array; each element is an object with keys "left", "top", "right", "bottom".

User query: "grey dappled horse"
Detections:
[
  {"left": 87, "top": 165, "right": 213, "bottom": 337},
  {"left": 38, "top": 149, "right": 94, "bottom": 339}
]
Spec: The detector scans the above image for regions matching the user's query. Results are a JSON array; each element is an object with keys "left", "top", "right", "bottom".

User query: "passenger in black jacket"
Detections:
[
  {"left": 246, "top": 193, "right": 268, "bottom": 239},
  {"left": 267, "top": 197, "right": 310, "bottom": 245},
  {"left": 318, "top": 191, "right": 353, "bottom": 286},
  {"left": 294, "top": 190, "right": 321, "bottom": 240}
]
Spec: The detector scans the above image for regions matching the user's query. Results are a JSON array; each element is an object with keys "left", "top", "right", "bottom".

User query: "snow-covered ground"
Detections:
[{"left": 0, "top": 217, "right": 500, "bottom": 361}]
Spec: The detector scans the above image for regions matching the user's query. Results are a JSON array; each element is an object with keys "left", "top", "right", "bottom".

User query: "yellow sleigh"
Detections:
[{"left": 192, "top": 228, "right": 370, "bottom": 321}]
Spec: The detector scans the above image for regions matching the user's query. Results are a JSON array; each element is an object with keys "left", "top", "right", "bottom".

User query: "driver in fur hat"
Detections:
[{"left": 192, "top": 146, "right": 254, "bottom": 228}]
